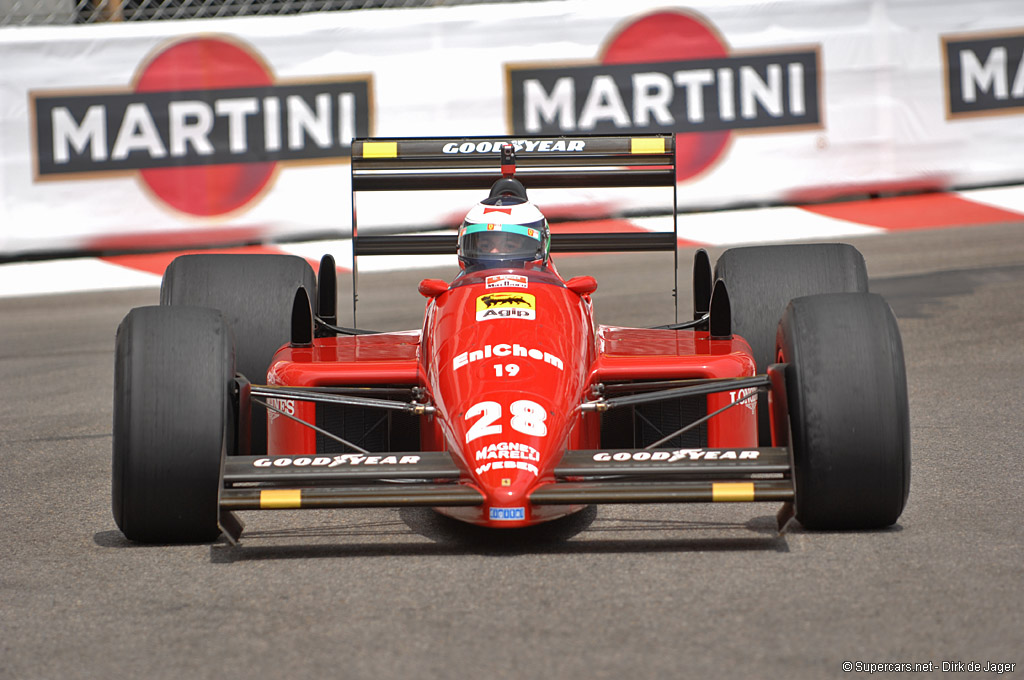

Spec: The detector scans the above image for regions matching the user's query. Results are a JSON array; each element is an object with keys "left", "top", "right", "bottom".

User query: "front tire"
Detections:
[
  {"left": 715, "top": 243, "right": 869, "bottom": 442},
  {"left": 160, "top": 253, "right": 317, "bottom": 455},
  {"left": 112, "top": 306, "right": 234, "bottom": 543},
  {"left": 779, "top": 293, "right": 910, "bottom": 530}
]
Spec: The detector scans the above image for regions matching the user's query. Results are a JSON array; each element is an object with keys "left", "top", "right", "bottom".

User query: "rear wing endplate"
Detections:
[{"left": 349, "top": 135, "right": 679, "bottom": 324}]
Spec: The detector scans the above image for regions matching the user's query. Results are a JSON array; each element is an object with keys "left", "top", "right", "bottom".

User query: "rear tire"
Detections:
[
  {"left": 112, "top": 306, "right": 234, "bottom": 543},
  {"left": 160, "top": 254, "right": 317, "bottom": 455},
  {"left": 714, "top": 243, "right": 868, "bottom": 442},
  {"left": 779, "top": 293, "right": 910, "bottom": 530}
]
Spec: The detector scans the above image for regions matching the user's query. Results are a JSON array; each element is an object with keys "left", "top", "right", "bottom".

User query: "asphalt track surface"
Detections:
[{"left": 2, "top": 223, "right": 1023, "bottom": 679}]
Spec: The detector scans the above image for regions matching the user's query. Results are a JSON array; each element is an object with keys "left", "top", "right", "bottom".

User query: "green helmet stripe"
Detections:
[{"left": 462, "top": 222, "right": 543, "bottom": 241}]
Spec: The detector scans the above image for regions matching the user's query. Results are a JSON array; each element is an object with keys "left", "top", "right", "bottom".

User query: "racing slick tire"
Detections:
[
  {"left": 160, "top": 254, "right": 317, "bottom": 455},
  {"left": 112, "top": 306, "right": 234, "bottom": 543},
  {"left": 714, "top": 243, "right": 868, "bottom": 443},
  {"left": 778, "top": 293, "right": 910, "bottom": 530}
]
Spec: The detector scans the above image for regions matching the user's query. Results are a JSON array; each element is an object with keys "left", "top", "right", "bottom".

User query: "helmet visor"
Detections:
[{"left": 460, "top": 221, "right": 545, "bottom": 263}]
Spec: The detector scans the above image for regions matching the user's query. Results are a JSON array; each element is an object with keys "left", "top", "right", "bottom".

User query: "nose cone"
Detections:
[
  {"left": 424, "top": 272, "right": 593, "bottom": 525},
  {"left": 447, "top": 390, "right": 572, "bottom": 526},
  {"left": 464, "top": 435, "right": 569, "bottom": 527}
]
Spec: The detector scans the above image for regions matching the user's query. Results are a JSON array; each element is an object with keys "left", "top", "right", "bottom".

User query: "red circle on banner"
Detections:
[
  {"left": 134, "top": 38, "right": 276, "bottom": 217},
  {"left": 601, "top": 11, "right": 731, "bottom": 182}
]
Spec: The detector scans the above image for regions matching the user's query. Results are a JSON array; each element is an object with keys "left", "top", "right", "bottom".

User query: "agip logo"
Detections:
[
  {"left": 476, "top": 292, "right": 536, "bottom": 321},
  {"left": 30, "top": 36, "right": 372, "bottom": 217},
  {"left": 506, "top": 10, "right": 822, "bottom": 182}
]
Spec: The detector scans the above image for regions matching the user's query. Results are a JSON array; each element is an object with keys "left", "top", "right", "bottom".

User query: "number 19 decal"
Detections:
[
  {"left": 465, "top": 400, "right": 548, "bottom": 442},
  {"left": 493, "top": 363, "right": 520, "bottom": 377}
]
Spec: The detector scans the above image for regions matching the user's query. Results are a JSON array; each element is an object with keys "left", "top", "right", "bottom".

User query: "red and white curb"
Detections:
[{"left": 2, "top": 187, "right": 1022, "bottom": 299}]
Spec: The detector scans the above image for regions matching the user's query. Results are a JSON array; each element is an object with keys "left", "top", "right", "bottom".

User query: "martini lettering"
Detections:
[
  {"left": 33, "top": 81, "right": 370, "bottom": 175},
  {"left": 944, "top": 33, "right": 1024, "bottom": 116},
  {"left": 508, "top": 51, "right": 820, "bottom": 134}
]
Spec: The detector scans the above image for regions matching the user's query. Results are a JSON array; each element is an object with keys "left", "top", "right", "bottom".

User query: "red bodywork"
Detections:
[{"left": 267, "top": 264, "right": 757, "bottom": 528}]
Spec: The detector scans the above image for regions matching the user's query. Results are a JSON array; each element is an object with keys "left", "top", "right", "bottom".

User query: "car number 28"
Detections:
[{"left": 465, "top": 400, "right": 548, "bottom": 442}]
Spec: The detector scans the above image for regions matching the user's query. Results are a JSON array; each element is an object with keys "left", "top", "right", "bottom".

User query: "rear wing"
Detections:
[
  {"left": 348, "top": 135, "right": 679, "bottom": 323},
  {"left": 351, "top": 136, "right": 675, "bottom": 191}
]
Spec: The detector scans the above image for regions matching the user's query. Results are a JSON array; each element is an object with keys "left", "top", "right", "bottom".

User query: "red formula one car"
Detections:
[{"left": 112, "top": 135, "right": 909, "bottom": 543}]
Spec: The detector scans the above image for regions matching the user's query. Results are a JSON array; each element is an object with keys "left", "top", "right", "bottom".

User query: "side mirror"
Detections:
[
  {"left": 418, "top": 279, "right": 449, "bottom": 298},
  {"left": 692, "top": 249, "right": 711, "bottom": 321},
  {"left": 709, "top": 279, "right": 732, "bottom": 340},
  {"left": 566, "top": 275, "right": 598, "bottom": 296}
]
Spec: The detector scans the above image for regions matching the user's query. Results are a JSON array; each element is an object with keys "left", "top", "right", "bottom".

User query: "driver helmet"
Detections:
[{"left": 457, "top": 195, "right": 550, "bottom": 269}]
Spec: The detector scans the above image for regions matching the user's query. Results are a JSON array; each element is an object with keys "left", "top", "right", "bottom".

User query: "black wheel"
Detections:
[
  {"left": 112, "top": 306, "right": 234, "bottom": 543},
  {"left": 160, "top": 254, "right": 316, "bottom": 455},
  {"left": 714, "top": 243, "right": 868, "bottom": 442},
  {"left": 778, "top": 293, "right": 910, "bottom": 530}
]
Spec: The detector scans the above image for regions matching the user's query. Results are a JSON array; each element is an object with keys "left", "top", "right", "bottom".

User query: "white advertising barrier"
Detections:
[{"left": 1, "top": 0, "right": 1023, "bottom": 256}]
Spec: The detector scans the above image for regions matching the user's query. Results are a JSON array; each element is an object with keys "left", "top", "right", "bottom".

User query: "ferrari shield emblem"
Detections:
[{"left": 476, "top": 292, "right": 536, "bottom": 321}]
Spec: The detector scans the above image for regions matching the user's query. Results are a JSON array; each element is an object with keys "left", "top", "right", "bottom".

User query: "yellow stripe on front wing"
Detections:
[
  {"left": 712, "top": 482, "right": 755, "bottom": 502},
  {"left": 260, "top": 489, "right": 302, "bottom": 509}
]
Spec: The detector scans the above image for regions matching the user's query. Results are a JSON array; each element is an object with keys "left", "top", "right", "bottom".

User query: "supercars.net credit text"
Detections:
[{"left": 842, "top": 661, "right": 1016, "bottom": 674}]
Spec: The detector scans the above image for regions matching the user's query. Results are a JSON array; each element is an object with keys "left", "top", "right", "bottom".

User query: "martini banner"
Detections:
[{"left": 1, "top": 0, "right": 1022, "bottom": 255}]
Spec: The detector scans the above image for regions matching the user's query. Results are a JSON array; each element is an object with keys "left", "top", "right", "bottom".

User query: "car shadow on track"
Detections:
[
  {"left": 196, "top": 508, "right": 791, "bottom": 562},
  {"left": 93, "top": 515, "right": 902, "bottom": 561}
]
